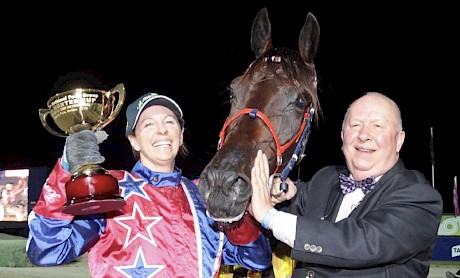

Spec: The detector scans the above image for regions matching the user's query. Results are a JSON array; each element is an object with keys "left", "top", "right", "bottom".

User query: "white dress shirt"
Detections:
[{"left": 270, "top": 175, "right": 381, "bottom": 247}]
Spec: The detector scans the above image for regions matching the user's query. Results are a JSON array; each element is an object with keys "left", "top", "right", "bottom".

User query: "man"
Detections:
[{"left": 251, "top": 92, "right": 443, "bottom": 277}]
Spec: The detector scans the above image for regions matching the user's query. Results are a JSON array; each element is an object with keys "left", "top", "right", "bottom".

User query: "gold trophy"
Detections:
[{"left": 39, "top": 83, "right": 127, "bottom": 215}]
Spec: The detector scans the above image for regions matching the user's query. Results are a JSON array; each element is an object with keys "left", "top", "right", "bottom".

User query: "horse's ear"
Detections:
[
  {"left": 251, "top": 7, "right": 273, "bottom": 58},
  {"left": 299, "top": 12, "right": 320, "bottom": 64}
]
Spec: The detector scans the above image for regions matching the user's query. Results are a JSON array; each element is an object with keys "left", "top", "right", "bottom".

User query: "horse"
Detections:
[{"left": 198, "top": 7, "right": 321, "bottom": 230}]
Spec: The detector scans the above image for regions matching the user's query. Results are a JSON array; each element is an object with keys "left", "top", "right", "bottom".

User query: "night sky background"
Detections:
[{"left": 1, "top": 3, "right": 458, "bottom": 213}]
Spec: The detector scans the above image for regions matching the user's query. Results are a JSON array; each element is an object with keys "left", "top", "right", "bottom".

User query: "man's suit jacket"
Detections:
[{"left": 284, "top": 159, "right": 443, "bottom": 278}]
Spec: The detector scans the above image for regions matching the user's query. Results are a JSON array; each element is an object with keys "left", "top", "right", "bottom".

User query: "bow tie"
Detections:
[{"left": 339, "top": 174, "right": 377, "bottom": 195}]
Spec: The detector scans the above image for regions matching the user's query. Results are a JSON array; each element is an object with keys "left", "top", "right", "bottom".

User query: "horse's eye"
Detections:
[
  {"left": 229, "top": 91, "right": 235, "bottom": 100},
  {"left": 296, "top": 95, "right": 307, "bottom": 108},
  {"left": 223, "top": 85, "right": 235, "bottom": 102}
]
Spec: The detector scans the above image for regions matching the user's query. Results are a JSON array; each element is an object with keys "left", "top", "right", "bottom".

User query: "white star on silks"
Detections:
[
  {"left": 119, "top": 172, "right": 152, "bottom": 201},
  {"left": 114, "top": 247, "right": 165, "bottom": 277},
  {"left": 114, "top": 202, "right": 162, "bottom": 248}
]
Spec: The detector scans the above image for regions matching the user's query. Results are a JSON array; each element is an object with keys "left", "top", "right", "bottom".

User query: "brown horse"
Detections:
[{"left": 198, "top": 7, "right": 321, "bottom": 228}]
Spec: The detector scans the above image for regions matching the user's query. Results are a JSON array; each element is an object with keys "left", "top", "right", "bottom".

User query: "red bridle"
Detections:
[{"left": 217, "top": 106, "right": 312, "bottom": 174}]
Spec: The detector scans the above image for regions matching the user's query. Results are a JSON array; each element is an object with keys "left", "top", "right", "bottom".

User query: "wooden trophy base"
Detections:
[
  {"left": 62, "top": 195, "right": 126, "bottom": 215},
  {"left": 63, "top": 165, "right": 126, "bottom": 215}
]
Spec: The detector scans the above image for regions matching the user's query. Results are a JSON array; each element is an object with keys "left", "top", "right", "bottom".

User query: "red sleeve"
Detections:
[{"left": 33, "top": 158, "right": 74, "bottom": 221}]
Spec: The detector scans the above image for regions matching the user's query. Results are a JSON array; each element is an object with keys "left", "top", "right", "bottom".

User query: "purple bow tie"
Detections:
[{"left": 339, "top": 174, "right": 377, "bottom": 195}]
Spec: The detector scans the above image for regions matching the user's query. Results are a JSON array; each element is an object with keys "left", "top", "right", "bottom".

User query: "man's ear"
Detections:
[{"left": 396, "top": 130, "right": 405, "bottom": 153}]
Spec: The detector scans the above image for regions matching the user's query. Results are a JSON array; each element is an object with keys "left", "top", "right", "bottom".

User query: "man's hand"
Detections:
[
  {"left": 250, "top": 150, "right": 274, "bottom": 224},
  {"left": 270, "top": 177, "right": 297, "bottom": 204},
  {"left": 250, "top": 150, "right": 298, "bottom": 224},
  {"left": 65, "top": 130, "right": 105, "bottom": 173}
]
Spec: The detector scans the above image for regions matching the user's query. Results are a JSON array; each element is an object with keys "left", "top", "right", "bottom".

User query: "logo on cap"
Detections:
[{"left": 137, "top": 93, "right": 158, "bottom": 111}]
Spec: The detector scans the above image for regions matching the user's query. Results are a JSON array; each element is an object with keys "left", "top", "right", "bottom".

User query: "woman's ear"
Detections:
[
  {"left": 180, "top": 128, "right": 184, "bottom": 146},
  {"left": 128, "top": 134, "right": 140, "bottom": 151}
]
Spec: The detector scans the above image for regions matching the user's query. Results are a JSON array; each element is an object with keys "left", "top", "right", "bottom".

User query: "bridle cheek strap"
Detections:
[{"left": 218, "top": 107, "right": 311, "bottom": 174}]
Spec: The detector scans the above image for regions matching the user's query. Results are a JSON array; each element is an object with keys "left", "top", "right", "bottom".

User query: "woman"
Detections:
[{"left": 27, "top": 92, "right": 272, "bottom": 277}]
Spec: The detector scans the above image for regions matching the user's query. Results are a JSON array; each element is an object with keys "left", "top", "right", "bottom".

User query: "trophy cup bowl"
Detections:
[{"left": 39, "top": 83, "right": 127, "bottom": 215}]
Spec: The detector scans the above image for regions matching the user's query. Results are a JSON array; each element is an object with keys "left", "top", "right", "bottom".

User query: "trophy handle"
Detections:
[
  {"left": 97, "top": 83, "right": 126, "bottom": 130},
  {"left": 38, "top": 108, "right": 68, "bottom": 138}
]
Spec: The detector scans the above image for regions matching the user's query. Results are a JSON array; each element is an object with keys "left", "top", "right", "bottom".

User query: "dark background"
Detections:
[{"left": 0, "top": 3, "right": 457, "bottom": 213}]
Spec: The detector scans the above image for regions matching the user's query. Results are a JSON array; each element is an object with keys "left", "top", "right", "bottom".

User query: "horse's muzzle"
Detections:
[{"left": 198, "top": 167, "right": 252, "bottom": 223}]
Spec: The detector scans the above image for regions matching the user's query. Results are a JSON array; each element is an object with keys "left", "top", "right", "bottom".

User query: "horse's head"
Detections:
[{"left": 199, "top": 8, "right": 321, "bottom": 228}]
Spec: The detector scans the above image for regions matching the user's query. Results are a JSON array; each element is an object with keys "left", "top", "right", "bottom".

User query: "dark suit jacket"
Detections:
[{"left": 283, "top": 159, "right": 443, "bottom": 278}]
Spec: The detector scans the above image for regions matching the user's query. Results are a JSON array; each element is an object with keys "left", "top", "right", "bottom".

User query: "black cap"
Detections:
[{"left": 125, "top": 92, "right": 184, "bottom": 137}]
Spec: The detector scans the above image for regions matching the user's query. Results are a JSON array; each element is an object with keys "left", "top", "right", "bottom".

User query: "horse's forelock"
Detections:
[
  {"left": 245, "top": 48, "right": 320, "bottom": 115},
  {"left": 267, "top": 48, "right": 320, "bottom": 121}
]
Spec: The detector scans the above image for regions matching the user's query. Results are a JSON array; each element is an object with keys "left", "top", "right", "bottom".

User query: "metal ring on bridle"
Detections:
[{"left": 269, "top": 173, "right": 284, "bottom": 198}]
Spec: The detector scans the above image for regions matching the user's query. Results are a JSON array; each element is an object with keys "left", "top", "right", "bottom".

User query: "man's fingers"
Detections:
[
  {"left": 261, "top": 152, "right": 269, "bottom": 179},
  {"left": 252, "top": 150, "right": 270, "bottom": 194}
]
